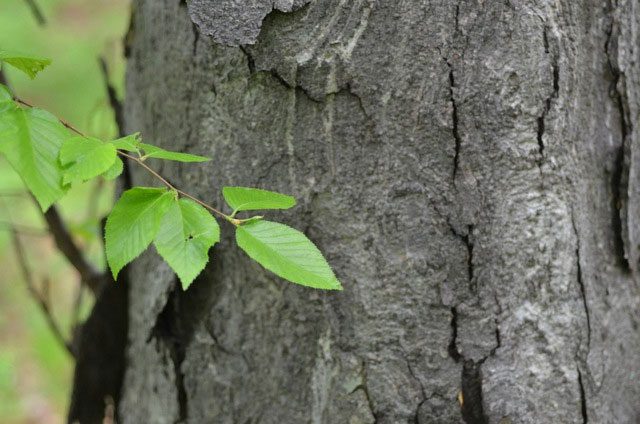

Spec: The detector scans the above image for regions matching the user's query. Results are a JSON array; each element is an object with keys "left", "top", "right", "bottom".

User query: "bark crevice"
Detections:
[
  {"left": 447, "top": 60, "right": 462, "bottom": 179},
  {"left": 191, "top": 22, "right": 200, "bottom": 56},
  {"left": 571, "top": 211, "right": 591, "bottom": 349},
  {"left": 605, "top": 5, "right": 631, "bottom": 271},
  {"left": 536, "top": 25, "right": 559, "bottom": 169},
  {"left": 460, "top": 361, "right": 488, "bottom": 424},
  {"left": 349, "top": 360, "right": 378, "bottom": 423},
  {"left": 577, "top": 368, "right": 589, "bottom": 423},
  {"left": 150, "top": 285, "right": 189, "bottom": 423},
  {"left": 447, "top": 306, "right": 494, "bottom": 424},
  {"left": 448, "top": 307, "right": 461, "bottom": 362}
]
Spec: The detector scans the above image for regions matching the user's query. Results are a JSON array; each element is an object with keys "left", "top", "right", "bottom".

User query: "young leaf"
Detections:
[
  {"left": 235, "top": 220, "right": 342, "bottom": 290},
  {"left": 105, "top": 187, "right": 175, "bottom": 279},
  {"left": 139, "top": 142, "right": 210, "bottom": 163},
  {"left": 154, "top": 198, "right": 220, "bottom": 289},
  {"left": 0, "top": 107, "right": 69, "bottom": 210},
  {"left": 102, "top": 156, "right": 124, "bottom": 180},
  {"left": 59, "top": 136, "right": 117, "bottom": 184},
  {"left": 0, "top": 50, "right": 51, "bottom": 79},
  {"left": 223, "top": 187, "right": 296, "bottom": 213},
  {"left": 110, "top": 133, "right": 141, "bottom": 153}
]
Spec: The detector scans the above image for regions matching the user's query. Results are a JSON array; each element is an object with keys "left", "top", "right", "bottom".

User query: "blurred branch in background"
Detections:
[
  {"left": 10, "top": 229, "right": 73, "bottom": 356},
  {"left": 0, "top": 67, "right": 106, "bottom": 295},
  {"left": 42, "top": 206, "right": 105, "bottom": 294},
  {"left": 0, "top": 0, "right": 131, "bottom": 420},
  {"left": 0, "top": 221, "right": 49, "bottom": 236},
  {"left": 23, "top": 0, "right": 46, "bottom": 26},
  {"left": 99, "top": 57, "right": 124, "bottom": 135}
]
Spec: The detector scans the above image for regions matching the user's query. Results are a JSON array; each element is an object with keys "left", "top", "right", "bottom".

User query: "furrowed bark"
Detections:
[{"left": 116, "top": 1, "right": 640, "bottom": 422}]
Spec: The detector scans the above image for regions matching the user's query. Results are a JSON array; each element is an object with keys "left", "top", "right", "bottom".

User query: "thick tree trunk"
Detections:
[{"left": 117, "top": 0, "right": 640, "bottom": 422}]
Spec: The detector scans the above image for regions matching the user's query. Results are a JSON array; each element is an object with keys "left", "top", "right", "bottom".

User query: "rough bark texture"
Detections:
[{"left": 118, "top": 0, "right": 640, "bottom": 422}]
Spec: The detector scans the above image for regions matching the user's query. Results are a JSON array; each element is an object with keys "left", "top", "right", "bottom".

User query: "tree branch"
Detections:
[
  {"left": 98, "top": 57, "right": 124, "bottom": 136},
  {"left": 11, "top": 228, "right": 73, "bottom": 356},
  {"left": 42, "top": 206, "right": 104, "bottom": 295},
  {"left": 0, "top": 221, "right": 48, "bottom": 236}
]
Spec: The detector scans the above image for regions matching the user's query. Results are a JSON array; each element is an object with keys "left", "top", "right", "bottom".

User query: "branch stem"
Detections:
[
  {"left": 11, "top": 229, "right": 74, "bottom": 356},
  {"left": 13, "top": 96, "right": 229, "bottom": 220}
]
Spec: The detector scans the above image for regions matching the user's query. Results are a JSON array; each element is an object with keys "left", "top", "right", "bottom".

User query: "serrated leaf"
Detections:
[
  {"left": 235, "top": 220, "right": 342, "bottom": 290},
  {"left": 139, "top": 142, "right": 210, "bottom": 163},
  {"left": 105, "top": 187, "right": 175, "bottom": 279},
  {"left": 59, "top": 136, "right": 117, "bottom": 184},
  {"left": 0, "top": 107, "right": 69, "bottom": 210},
  {"left": 102, "top": 156, "right": 124, "bottom": 180},
  {"left": 154, "top": 198, "right": 220, "bottom": 289},
  {"left": 110, "top": 133, "right": 141, "bottom": 153},
  {"left": 223, "top": 187, "right": 296, "bottom": 213},
  {"left": 0, "top": 50, "right": 51, "bottom": 79}
]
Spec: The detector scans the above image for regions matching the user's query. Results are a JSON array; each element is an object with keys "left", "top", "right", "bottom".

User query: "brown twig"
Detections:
[
  {"left": 97, "top": 56, "right": 133, "bottom": 189},
  {"left": 11, "top": 228, "right": 74, "bottom": 356},
  {"left": 98, "top": 58, "right": 124, "bottom": 136},
  {"left": 14, "top": 96, "right": 229, "bottom": 219}
]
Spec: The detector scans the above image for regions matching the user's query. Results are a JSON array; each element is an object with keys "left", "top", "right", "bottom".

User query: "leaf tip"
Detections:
[
  {"left": 328, "top": 278, "right": 343, "bottom": 291},
  {"left": 180, "top": 277, "right": 195, "bottom": 291},
  {"left": 110, "top": 265, "right": 121, "bottom": 281}
]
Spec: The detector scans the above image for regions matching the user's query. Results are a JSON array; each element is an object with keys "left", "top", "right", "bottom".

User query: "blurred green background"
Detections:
[{"left": 0, "top": 0, "right": 129, "bottom": 422}]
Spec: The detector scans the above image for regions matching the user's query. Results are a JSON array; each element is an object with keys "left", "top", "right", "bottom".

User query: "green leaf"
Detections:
[
  {"left": 59, "top": 136, "right": 117, "bottom": 184},
  {"left": 0, "top": 50, "right": 51, "bottom": 79},
  {"left": 105, "top": 187, "right": 175, "bottom": 279},
  {"left": 223, "top": 187, "right": 296, "bottom": 213},
  {"left": 235, "top": 220, "right": 342, "bottom": 290},
  {"left": 102, "top": 156, "right": 124, "bottom": 180},
  {"left": 0, "top": 84, "right": 12, "bottom": 103},
  {"left": 0, "top": 107, "right": 69, "bottom": 210},
  {"left": 154, "top": 198, "right": 220, "bottom": 289},
  {"left": 139, "top": 142, "right": 210, "bottom": 163},
  {"left": 109, "top": 133, "right": 141, "bottom": 153}
]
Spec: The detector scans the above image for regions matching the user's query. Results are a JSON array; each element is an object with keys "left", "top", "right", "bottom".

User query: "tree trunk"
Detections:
[{"left": 116, "top": 0, "right": 640, "bottom": 422}]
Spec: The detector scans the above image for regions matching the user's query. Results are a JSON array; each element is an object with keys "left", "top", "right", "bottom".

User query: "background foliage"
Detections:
[{"left": 0, "top": 0, "right": 129, "bottom": 422}]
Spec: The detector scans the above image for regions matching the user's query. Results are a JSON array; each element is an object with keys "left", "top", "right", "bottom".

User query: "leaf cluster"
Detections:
[{"left": 0, "top": 52, "right": 342, "bottom": 291}]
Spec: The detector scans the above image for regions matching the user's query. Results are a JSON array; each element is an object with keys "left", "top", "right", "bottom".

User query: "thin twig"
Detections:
[
  {"left": 14, "top": 96, "right": 229, "bottom": 219},
  {"left": 23, "top": 0, "right": 46, "bottom": 26},
  {"left": 0, "top": 190, "right": 30, "bottom": 198},
  {"left": 11, "top": 229, "right": 73, "bottom": 356},
  {"left": 98, "top": 56, "right": 134, "bottom": 189},
  {"left": 0, "top": 222, "right": 48, "bottom": 236},
  {"left": 98, "top": 57, "right": 124, "bottom": 135}
]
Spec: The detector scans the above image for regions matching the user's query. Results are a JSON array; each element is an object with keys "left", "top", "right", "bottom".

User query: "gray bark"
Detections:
[{"left": 117, "top": 0, "right": 640, "bottom": 422}]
